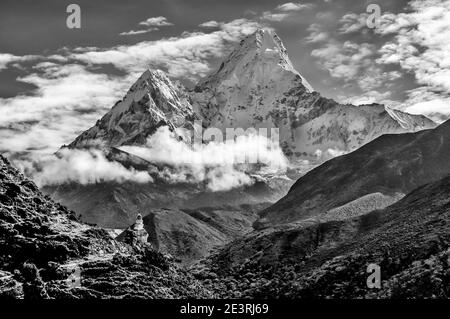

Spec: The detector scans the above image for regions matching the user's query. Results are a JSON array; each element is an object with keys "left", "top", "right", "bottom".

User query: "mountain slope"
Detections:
[
  {"left": 199, "top": 173, "right": 450, "bottom": 298},
  {"left": 45, "top": 29, "right": 437, "bottom": 267},
  {"left": 191, "top": 29, "right": 435, "bottom": 159},
  {"left": 258, "top": 119, "right": 450, "bottom": 228},
  {"left": 0, "top": 154, "right": 212, "bottom": 299},
  {"left": 117, "top": 207, "right": 258, "bottom": 265},
  {"left": 46, "top": 172, "right": 289, "bottom": 229}
]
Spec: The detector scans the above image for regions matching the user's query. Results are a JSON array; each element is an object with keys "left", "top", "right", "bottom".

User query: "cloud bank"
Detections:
[
  {"left": 120, "top": 126, "right": 288, "bottom": 192},
  {"left": 14, "top": 126, "right": 288, "bottom": 192},
  {"left": 17, "top": 149, "right": 152, "bottom": 187}
]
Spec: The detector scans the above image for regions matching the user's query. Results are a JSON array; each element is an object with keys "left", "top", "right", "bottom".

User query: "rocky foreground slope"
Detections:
[
  {"left": 0, "top": 155, "right": 211, "bottom": 298},
  {"left": 197, "top": 173, "right": 450, "bottom": 298}
]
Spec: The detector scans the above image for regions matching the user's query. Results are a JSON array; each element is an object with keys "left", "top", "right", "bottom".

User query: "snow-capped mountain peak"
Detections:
[
  {"left": 197, "top": 28, "right": 314, "bottom": 92},
  {"left": 190, "top": 29, "right": 436, "bottom": 160},
  {"left": 68, "top": 68, "right": 194, "bottom": 149},
  {"left": 68, "top": 30, "right": 435, "bottom": 162}
]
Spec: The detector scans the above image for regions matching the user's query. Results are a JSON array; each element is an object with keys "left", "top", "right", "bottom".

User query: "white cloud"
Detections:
[
  {"left": 139, "top": 16, "right": 174, "bottom": 27},
  {"left": 337, "top": 0, "right": 450, "bottom": 119},
  {"left": 339, "top": 90, "right": 394, "bottom": 106},
  {"left": 0, "top": 18, "right": 262, "bottom": 177},
  {"left": 339, "top": 13, "right": 369, "bottom": 34},
  {"left": 261, "top": 11, "right": 291, "bottom": 22},
  {"left": 311, "top": 40, "right": 400, "bottom": 95},
  {"left": 0, "top": 63, "right": 132, "bottom": 157},
  {"left": 377, "top": 0, "right": 450, "bottom": 120},
  {"left": 199, "top": 20, "right": 220, "bottom": 28},
  {"left": 119, "top": 28, "right": 158, "bottom": 36},
  {"left": 311, "top": 41, "right": 374, "bottom": 79},
  {"left": 305, "top": 24, "right": 329, "bottom": 43},
  {"left": 17, "top": 148, "right": 152, "bottom": 187},
  {"left": 74, "top": 19, "right": 261, "bottom": 79},
  {"left": 119, "top": 16, "right": 173, "bottom": 36},
  {"left": 120, "top": 126, "right": 288, "bottom": 192},
  {"left": 262, "top": 1, "right": 313, "bottom": 22},
  {"left": 276, "top": 2, "right": 313, "bottom": 12},
  {"left": 0, "top": 53, "right": 39, "bottom": 71},
  {"left": 402, "top": 87, "right": 450, "bottom": 123}
]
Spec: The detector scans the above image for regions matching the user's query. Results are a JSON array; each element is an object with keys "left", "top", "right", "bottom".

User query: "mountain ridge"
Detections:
[
  {"left": 257, "top": 119, "right": 450, "bottom": 228},
  {"left": 197, "top": 171, "right": 450, "bottom": 298},
  {"left": 68, "top": 69, "right": 196, "bottom": 150}
]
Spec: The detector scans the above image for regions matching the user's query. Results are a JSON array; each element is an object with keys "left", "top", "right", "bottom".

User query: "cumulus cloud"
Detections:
[
  {"left": 339, "top": 13, "right": 369, "bottom": 34},
  {"left": 0, "top": 53, "right": 39, "bottom": 71},
  {"left": 402, "top": 88, "right": 450, "bottom": 123},
  {"left": 199, "top": 20, "right": 220, "bottom": 28},
  {"left": 120, "top": 126, "right": 288, "bottom": 192},
  {"left": 75, "top": 19, "right": 261, "bottom": 79},
  {"left": 10, "top": 124, "right": 288, "bottom": 192},
  {"left": 305, "top": 23, "right": 329, "bottom": 43},
  {"left": 262, "top": 1, "right": 313, "bottom": 22},
  {"left": 334, "top": 0, "right": 450, "bottom": 119},
  {"left": 310, "top": 39, "right": 401, "bottom": 101},
  {"left": 377, "top": 1, "right": 450, "bottom": 92},
  {"left": 261, "top": 12, "right": 291, "bottom": 22},
  {"left": 139, "top": 16, "right": 174, "bottom": 27},
  {"left": 119, "top": 16, "right": 173, "bottom": 36},
  {"left": 276, "top": 2, "right": 313, "bottom": 12},
  {"left": 0, "top": 63, "right": 131, "bottom": 158},
  {"left": 375, "top": 0, "right": 450, "bottom": 119},
  {"left": 16, "top": 149, "right": 152, "bottom": 187}
]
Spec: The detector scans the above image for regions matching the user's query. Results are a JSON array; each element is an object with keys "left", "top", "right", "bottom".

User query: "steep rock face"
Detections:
[
  {"left": 258, "top": 119, "right": 450, "bottom": 227},
  {"left": 199, "top": 174, "right": 450, "bottom": 299},
  {"left": 68, "top": 69, "right": 196, "bottom": 149},
  {"left": 191, "top": 29, "right": 435, "bottom": 159}
]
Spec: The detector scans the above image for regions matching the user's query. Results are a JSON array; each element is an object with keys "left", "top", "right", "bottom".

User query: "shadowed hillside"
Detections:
[
  {"left": 199, "top": 173, "right": 450, "bottom": 298},
  {"left": 0, "top": 155, "right": 212, "bottom": 298}
]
